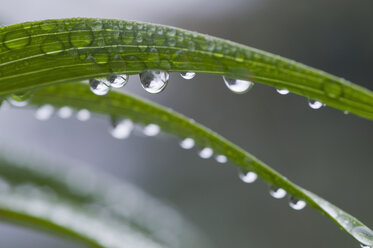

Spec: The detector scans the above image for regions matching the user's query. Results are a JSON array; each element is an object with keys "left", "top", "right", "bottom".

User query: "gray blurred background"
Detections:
[{"left": 0, "top": 0, "right": 373, "bottom": 247}]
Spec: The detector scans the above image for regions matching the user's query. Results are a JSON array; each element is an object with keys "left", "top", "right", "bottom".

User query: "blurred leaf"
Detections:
[{"left": 0, "top": 143, "right": 209, "bottom": 248}]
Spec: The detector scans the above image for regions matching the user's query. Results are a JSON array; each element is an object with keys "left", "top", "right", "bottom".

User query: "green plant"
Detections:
[{"left": 0, "top": 18, "right": 372, "bottom": 247}]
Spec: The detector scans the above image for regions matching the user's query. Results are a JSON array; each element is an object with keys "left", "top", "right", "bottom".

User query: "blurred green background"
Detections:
[{"left": 0, "top": 0, "right": 372, "bottom": 247}]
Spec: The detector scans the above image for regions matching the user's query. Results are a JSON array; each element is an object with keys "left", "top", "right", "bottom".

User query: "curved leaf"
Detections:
[
  {"left": 0, "top": 142, "right": 209, "bottom": 248},
  {"left": 0, "top": 18, "right": 372, "bottom": 120},
  {"left": 24, "top": 82, "right": 372, "bottom": 247}
]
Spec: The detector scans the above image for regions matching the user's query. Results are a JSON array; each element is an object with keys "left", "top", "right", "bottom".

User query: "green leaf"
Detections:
[
  {"left": 0, "top": 17, "right": 372, "bottom": 247},
  {"left": 28, "top": 82, "right": 373, "bottom": 247},
  {"left": 0, "top": 18, "right": 373, "bottom": 120},
  {"left": 0, "top": 143, "right": 209, "bottom": 248}
]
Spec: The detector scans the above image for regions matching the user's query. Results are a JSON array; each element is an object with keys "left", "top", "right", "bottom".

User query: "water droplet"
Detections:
[
  {"left": 91, "top": 20, "right": 103, "bottom": 31},
  {"left": 76, "top": 109, "right": 91, "bottom": 121},
  {"left": 199, "top": 147, "right": 213, "bottom": 159},
  {"left": 238, "top": 171, "right": 257, "bottom": 183},
  {"left": 276, "top": 88, "right": 289, "bottom": 95},
  {"left": 7, "top": 92, "right": 32, "bottom": 107},
  {"left": 352, "top": 226, "right": 373, "bottom": 247},
  {"left": 223, "top": 76, "right": 254, "bottom": 94},
  {"left": 110, "top": 119, "right": 134, "bottom": 139},
  {"left": 269, "top": 187, "right": 286, "bottom": 199},
  {"left": 215, "top": 155, "right": 228, "bottom": 164},
  {"left": 180, "top": 72, "right": 196, "bottom": 80},
  {"left": 143, "top": 124, "right": 160, "bottom": 136},
  {"left": 289, "top": 197, "right": 306, "bottom": 210},
  {"left": 360, "top": 244, "right": 371, "bottom": 248},
  {"left": 324, "top": 81, "right": 342, "bottom": 99},
  {"left": 107, "top": 74, "right": 128, "bottom": 88},
  {"left": 139, "top": 70, "right": 169, "bottom": 94},
  {"left": 308, "top": 99, "right": 323, "bottom": 109},
  {"left": 41, "top": 37, "right": 65, "bottom": 56},
  {"left": 3, "top": 29, "right": 31, "bottom": 50},
  {"left": 89, "top": 79, "right": 110, "bottom": 95},
  {"left": 344, "top": 110, "right": 349, "bottom": 115},
  {"left": 69, "top": 28, "right": 93, "bottom": 48},
  {"left": 179, "top": 138, "right": 195, "bottom": 149},
  {"left": 58, "top": 106, "right": 73, "bottom": 119},
  {"left": 35, "top": 104, "right": 54, "bottom": 121}
]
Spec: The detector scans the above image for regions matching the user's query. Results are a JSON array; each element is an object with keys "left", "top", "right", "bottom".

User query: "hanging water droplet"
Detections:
[
  {"left": 308, "top": 99, "right": 323, "bottom": 109},
  {"left": 238, "top": 170, "right": 257, "bottom": 183},
  {"left": 289, "top": 197, "right": 306, "bottom": 210},
  {"left": 352, "top": 226, "right": 373, "bottom": 247},
  {"left": 89, "top": 79, "right": 110, "bottom": 95},
  {"left": 107, "top": 74, "right": 128, "bottom": 89},
  {"left": 143, "top": 124, "right": 160, "bottom": 136},
  {"left": 223, "top": 76, "right": 254, "bottom": 94},
  {"left": 360, "top": 244, "right": 371, "bottom": 248},
  {"left": 269, "top": 187, "right": 287, "bottom": 199},
  {"left": 110, "top": 119, "right": 134, "bottom": 139},
  {"left": 76, "top": 109, "right": 91, "bottom": 121},
  {"left": 344, "top": 110, "right": 349, "bottom": 115},
  {"left": 139, "top": 70, "right": 169, "bottom": 94},
  {"left": 7, "top": 91, "right": 33, "bottom": 107},
  {"left": 35, "top": 104, "right": 54, "bottom": 121},
  {"left": 180, "top": 72, "right": 196, "bottom": 80},
  {"left": 215, "top": 155, "right": 228, "bottom": 164},
  {"left": 58, "top": 106, "right": 73, "bottom": 119},
  {"left": 179, "top": 138, "right": 195, "bottom": 149},
  {"left": 198, "top": 147, "right": 213, "bottom": 159},
  {"left": 276, "top": 88, "right": 289, "bottom": 95}
]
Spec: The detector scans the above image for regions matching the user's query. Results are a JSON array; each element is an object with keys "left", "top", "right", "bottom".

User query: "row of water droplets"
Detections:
[{"left": 88, "top": 70, "right": 329, "bottom": 112}]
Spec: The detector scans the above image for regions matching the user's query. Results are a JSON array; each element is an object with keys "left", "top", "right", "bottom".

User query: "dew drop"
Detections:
[
  {"left": 3, "top": 29, "right": 31, "bottom": 50},
  {"left": 269, "top": 187, "right": 287, "bottom": 199},
  {"left": 308, "top": 99, "right": 323, "bottom": 109},
  {"left": 323, "top": 81, "right": 342, "bottom": 99},
  {"left": 239, "top": 170, "right": 257, "bottom": 183},
  {"left": 69, "top": 29, "right": 93, "bottom": 48},
  {"left": 180, "top": 72, "right": 196, "bottom": 80},
  {"left": 7, "top": 92, "right": 32, "bottom": 107},
  {"left": 179, "top": 138, "right": 195, "bottom": 149},
  {"left": 110, "top": 119, "right": 134, "bottom": 139},
  {"left": 139, "top": 70, "right": 169, "bottom": 94},
  {"left": 89, "top": 79, "right": 110, "bottom": 95},
  {"left": 289, "top": 197, "right": 306, "bottom": 210},
  {"left": 352, "top": 226, "right": 373, "bottom": 247},
  {"left": 76, "top": 109, "right": 91, "bottom": 121},
  {"left": 223, "top": 76, "right": 254, "bottom": 94},
  {"left": 58, "top": 106, "right": 73, "bottom": 119},
  {"left": 41, "top": 37, "right": 64, "bottom": 56},
  {"left": 360, "top": 244, "right": 371, "bottom": 248},
  {"left": 215, "top": 155, "right": 228, "bottom": 164},
  {"left": 276, "top": 88, "right": 289, "bottom": 95},
  {"left": 107, "top": 74, "right": 128, "bottom": 89},
  {"left": 143, "top": 124, "right": 160, "bottom": 136},
  {"left": 198, "top": 147, "right": 213, "bottom": 159},
  {"left": 35, "top": 104, "right": 54, "bottom": 121}
]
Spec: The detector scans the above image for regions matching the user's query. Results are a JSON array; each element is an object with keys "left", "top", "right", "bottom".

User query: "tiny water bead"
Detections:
[
  {"left": 143, "top": 124, "right": 161, "bottom": 136},
  {"left": 76, "top": 109, "right": 91, "bottom": 122},
  {"left": 198, "top": 147, "right": 213, "bottom": 159},
  {"left": 7, "top": 92, "right": 32, "bottom": 107},
  {"left": 179, "top": 138, "right": 195, "bottom": 150},
  {"left": 269, "top": 187, "right": 287, "bottom": 199},
  {"left": 35, "top": 105, "right": 54, "bottom": 121},
  {"left": 3, "top": 29, "right": 31, "bottom": 50},
  {"left": 215, "top": 155, "right": 227, "bottom": 164},
  {"left": 139, "top": 70, "right": 169, "bottom": 94},
  {"left": 308, "top": 99, "right": 323, "bottom": 109},
  {"left": 276, "top": 88, "right": 289, "bottom": 95},
  {"left": 110, "top": 119, "right": 134, "bottom": 139},
  {"left": 89, "top": 79, "right": 110, "bottom": 96},
  {"left": 289, "top": 197, "right": 306, "bottom": 210},
  {"left": 58, "top": 106, "right": 73, "bottom": 119},
  {"left": 180, "top": 72, "right": 196, "bottom": 80},
  {"left": 107, "top": 74, "right": 129, "bottom": 89},
  {"left": 223, "top": 76, "right": 254, "bottom": 94},
  {"left": 238, "top": 171, "right": 257, "bottom": 183}
]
